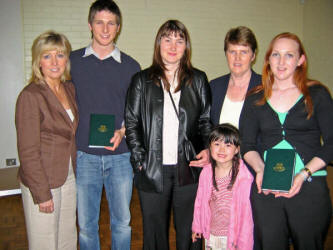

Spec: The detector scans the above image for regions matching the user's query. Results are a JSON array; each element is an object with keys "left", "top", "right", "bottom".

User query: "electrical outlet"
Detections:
[{"left": 6, "top": 158, "right": 16, "bottom": 166}]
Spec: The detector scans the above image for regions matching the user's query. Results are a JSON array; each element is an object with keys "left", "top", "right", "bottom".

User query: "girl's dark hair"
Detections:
[
  {"left": 148, "top": 19, "right": 193, "bottom": 92},
  {"left": 208, "top": 123, "right": 240, "bottom": 191}
]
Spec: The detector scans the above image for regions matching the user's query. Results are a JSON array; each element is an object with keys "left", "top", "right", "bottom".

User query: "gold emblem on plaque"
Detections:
[
  {"left": 273, "top": 163, "right": 285, "bottom": 172},
  {"left": 98, "top": 125, "right": 108, "bottom": 133}
]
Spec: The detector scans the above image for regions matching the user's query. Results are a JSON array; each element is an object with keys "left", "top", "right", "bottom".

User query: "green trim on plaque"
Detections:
[
  {"left": 88, "top": 114, "right": 115, "bottom": 148},
  {"left": 262, "top": 149, "right": 296, "bottom": 192}
]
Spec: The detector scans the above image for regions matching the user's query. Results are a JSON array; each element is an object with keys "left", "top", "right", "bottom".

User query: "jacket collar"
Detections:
[{"left": 40, "top": 82, "right": 78, "bottom": 131}]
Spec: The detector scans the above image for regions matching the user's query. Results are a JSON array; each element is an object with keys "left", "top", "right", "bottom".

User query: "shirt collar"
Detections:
[{"left": 83, "top": 44, "right": 121, "bottom": 63}]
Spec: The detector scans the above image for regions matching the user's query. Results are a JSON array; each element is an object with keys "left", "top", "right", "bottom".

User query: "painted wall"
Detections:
[
  {"left": 22, "top": 0, "right": 332, "bottom": 88},
  {"left": 303, "top": 0, "right": 333, "bottom": 89},
  {"left": 21, "top": 0, "right": 305, "bottom": 81},
  {"left": 0, "top": 0, "right": 25, "bottom": 167}
]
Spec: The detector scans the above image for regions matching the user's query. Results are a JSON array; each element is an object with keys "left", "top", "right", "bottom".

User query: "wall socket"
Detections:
[{"left": 6, "top": 158, "right": 17, "bottom": 166}]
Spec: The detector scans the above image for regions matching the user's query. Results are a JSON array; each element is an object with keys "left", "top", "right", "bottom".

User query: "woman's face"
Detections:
[
  {"left": 39, "top": 49, "right": 67, "bottom": 83},
  {"left": 160, "top": 32, "right": 186, "bottom": 67},
  {"left": 269, "top": 38, "right": 305, "bottom": 83},
  {"left": 226, "top": 43, "right": 255, "bottom": 77}
]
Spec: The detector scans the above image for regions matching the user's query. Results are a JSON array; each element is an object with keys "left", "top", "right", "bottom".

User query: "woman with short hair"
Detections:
[{"left": 210, "top": 26, "right": 261, "bottom": 128}]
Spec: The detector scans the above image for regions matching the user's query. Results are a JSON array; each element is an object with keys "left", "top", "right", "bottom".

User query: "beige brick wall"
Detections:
[
  {"left": 22, "top": 0, "right": 92, "bottom": 81},
  {"left": 21, "top": 0, "right": 332, "bottom": 91},
  {"left": 303, "top": 0, "right": 333, "bottom": 90}
]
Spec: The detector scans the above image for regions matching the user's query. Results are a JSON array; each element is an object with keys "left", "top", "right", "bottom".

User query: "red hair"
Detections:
[{"left": 256, "top": 32, "right": 317, "bottom": 118}]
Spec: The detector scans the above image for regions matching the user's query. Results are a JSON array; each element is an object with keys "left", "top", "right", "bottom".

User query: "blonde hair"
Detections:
[{"left": 29, "top": 30, "right": 72, "bottom": 84}]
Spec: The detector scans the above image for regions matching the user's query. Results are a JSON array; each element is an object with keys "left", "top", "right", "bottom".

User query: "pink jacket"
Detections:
[{"left": 192, "top": 159, "right": 254, "bottom": 250}]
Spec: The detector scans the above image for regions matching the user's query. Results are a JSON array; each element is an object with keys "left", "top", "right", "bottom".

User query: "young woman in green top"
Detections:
[{"left": 240, "top": 32, "right": 333, "bottom": 250}]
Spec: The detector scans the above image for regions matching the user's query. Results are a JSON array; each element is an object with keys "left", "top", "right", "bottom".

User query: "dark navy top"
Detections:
[
  {"left": 70, "top": 48, "right": 140, "bottom": 155},
  {"left": 210, "top": 70, "right": 261, "bottom": 126}
]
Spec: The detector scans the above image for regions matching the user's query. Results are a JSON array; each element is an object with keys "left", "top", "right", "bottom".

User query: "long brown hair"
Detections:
[
  {"left": 208, "top": 124, "right": 240, "bottom": 191},
  {"left": 256, "top": 32, "right": 317, "bottom": 118},
  {"left": 149, "top": 20, "right": 193, "bottom": 92}
]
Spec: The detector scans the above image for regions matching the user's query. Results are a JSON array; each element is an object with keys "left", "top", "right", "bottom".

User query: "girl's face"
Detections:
[
  {"left": 269, "top": 38, "right": 305, "bottom": 83},
  {"left": 210, "top": 139, "right": 239, "bottom": 167}
]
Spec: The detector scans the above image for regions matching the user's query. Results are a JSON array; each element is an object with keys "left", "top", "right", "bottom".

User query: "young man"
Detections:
[{"left": 70, "top": 1, "right": 140, "bottom": 249}]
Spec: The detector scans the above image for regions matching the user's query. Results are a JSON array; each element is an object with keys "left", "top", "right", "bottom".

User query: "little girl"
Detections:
[{"left": 192, "top": 123, "right": 253, "bottom": 250}]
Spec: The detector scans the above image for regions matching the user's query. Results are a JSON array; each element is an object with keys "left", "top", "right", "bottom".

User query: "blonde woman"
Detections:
[{"left": 15, "top": 31, "right": 78, "bottom": 250}]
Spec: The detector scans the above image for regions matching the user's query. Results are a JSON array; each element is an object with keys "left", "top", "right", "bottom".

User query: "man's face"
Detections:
[{"left": 89, "top": 10, "right": 120, "bottom": 49}]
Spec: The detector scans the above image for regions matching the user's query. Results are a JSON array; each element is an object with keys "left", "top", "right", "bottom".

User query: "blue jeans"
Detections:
[{"left": 76, "top": 151, "right": 133, "bottom": 250}]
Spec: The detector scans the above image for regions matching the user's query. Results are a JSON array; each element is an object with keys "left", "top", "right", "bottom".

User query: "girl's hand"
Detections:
[
  {"left": 192, "top": 232, "right": 202, "bottom": 242},
  {"left": 275, "top": 172, "right": 305, "bottom": 198},
  {"left": 38, "top": 199, "right": 54, "bottom": 213}
]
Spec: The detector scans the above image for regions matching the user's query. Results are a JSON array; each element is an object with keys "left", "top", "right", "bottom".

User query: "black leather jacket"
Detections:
[{"left": 125, "top": 68, "right": 212, "bottom": 193}]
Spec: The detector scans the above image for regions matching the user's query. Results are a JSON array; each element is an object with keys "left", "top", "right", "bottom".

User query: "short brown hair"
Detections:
[
  {"left": 88, "top": 0, "right": 121, "bottom": 25},
  {"left": 224, "top": 26, "right": 258, "bottom": 54}
]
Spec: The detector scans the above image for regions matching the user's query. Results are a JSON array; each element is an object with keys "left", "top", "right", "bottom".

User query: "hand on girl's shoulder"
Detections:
[{"left": 189, "top": 149, "right": 210, "bottom": 167}]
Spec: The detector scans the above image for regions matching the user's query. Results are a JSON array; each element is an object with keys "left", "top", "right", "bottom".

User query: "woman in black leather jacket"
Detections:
[{"left": 125, "top": 20, "right": 211, "bottom": 250}]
